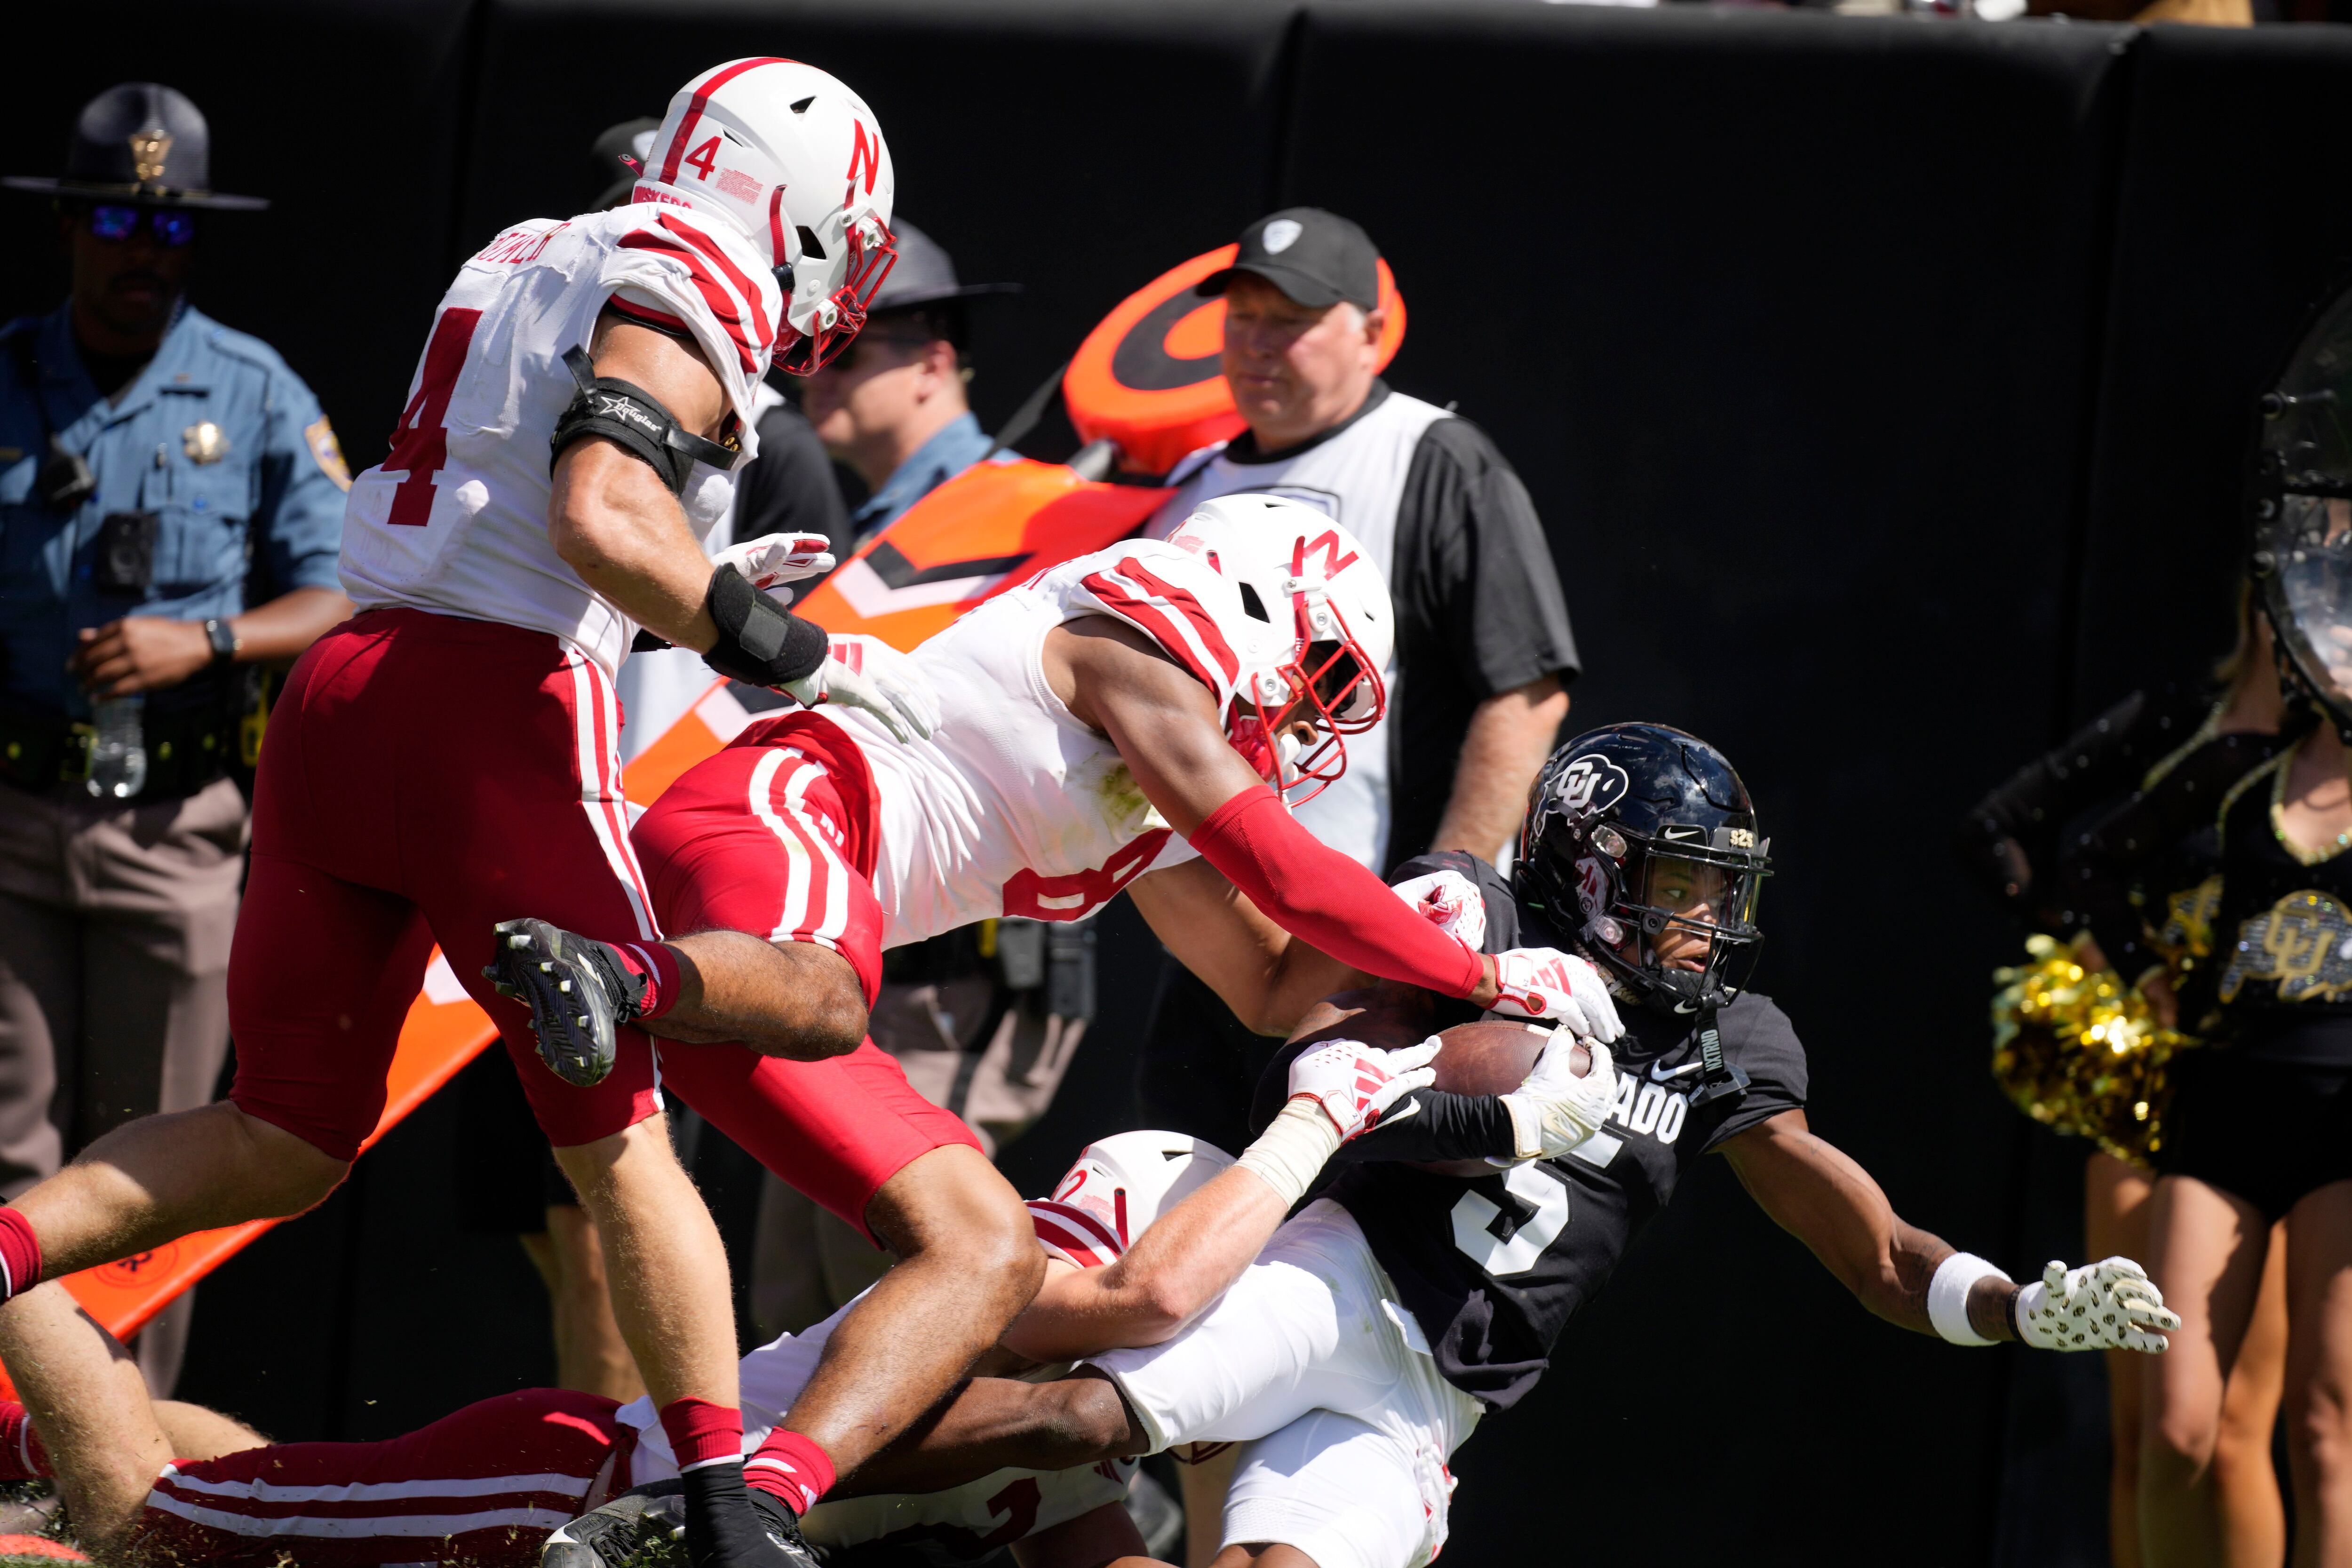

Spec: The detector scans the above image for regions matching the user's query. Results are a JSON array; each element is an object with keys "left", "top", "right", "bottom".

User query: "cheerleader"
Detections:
[{"left": 1962, "top": 592, "right": 2287, "bottom": 1567}]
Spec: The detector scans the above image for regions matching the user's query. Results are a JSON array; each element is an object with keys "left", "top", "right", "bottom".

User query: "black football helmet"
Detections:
[{"left": 1514, "top": 723, "right": 1771, "bottom": 1016}]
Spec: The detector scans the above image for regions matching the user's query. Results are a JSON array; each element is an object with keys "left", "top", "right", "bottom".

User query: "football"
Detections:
[
  {"left": 1413, "top": 1019, "right": 1588, "bottom": 1178},
  {"left": 1430, "top": 1019, "right": 1587, "bottom": 1095}
]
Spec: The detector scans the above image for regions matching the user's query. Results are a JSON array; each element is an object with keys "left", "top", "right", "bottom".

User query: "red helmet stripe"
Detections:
[
  {"left": 659, "top": 57, "right": 788, "bottom": 186},
  {"left": 658, "top": 213, "right": 775, "bottom": 352},
  {"left": 1026, "top": 1201, "right": 1122, "bottom": 1267}
]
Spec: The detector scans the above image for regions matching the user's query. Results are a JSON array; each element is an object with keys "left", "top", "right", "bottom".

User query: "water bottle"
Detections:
[{"left": 87, "top": 696, "right": 148, "bottom": 800}]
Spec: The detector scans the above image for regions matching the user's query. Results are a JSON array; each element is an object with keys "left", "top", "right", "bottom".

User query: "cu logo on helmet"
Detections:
[{"left": 1555, "top": 756, "right": 1629, "bottom": 820}]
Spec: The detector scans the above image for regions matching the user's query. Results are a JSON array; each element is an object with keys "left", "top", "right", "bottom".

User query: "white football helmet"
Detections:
[
  {"left": 1168, "top": 495, "right": 1395, "bottom": 804},
  {"left": 1034, "top": 1130, "right": 1235, "bottom": 1260},
  {"left": 636, "top": 58, "right": 898, "bottom": 373}
]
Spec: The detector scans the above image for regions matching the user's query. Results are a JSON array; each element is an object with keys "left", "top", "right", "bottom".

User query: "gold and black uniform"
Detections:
[{"left": 2144, "top": 748, "right": 2352, "bottom": 1218}]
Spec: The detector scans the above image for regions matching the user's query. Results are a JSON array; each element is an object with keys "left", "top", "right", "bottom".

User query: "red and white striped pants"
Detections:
[
  {"left": 131, "top": 1389, "right": 628, "bottom": 1567},
  {"left": 232, "top": 609, "right": 666, "bottom": 1156}
]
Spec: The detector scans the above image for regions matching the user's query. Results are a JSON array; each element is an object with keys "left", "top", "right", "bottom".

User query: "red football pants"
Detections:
[
  {"left": 131, "top": 1388, "right": 627, "bottom": 1566},
  {"left": 231, "top": 610, "right": 665, "bottom": 1158},
  {"left": 635, "top": 715, "right": 981, "bottom": 1237}
]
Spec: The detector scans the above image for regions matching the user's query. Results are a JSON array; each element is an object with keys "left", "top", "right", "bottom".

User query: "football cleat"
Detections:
[
  {"left": 541, "top": 1481, "right": 822, "bottom": 1568},
  {"left": 542, "top": 1481, "right": 688, "bottom": 1567},
  {"left": 482, "top": 918, "right": 647, "bottom": 1088}
]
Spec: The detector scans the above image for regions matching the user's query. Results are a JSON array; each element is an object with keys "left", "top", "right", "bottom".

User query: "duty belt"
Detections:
[{"left": 0, "top": 703, "right": 240, "bottom": 799}]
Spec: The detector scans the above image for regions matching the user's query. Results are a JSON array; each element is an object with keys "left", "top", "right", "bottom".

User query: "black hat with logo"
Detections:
[
  {"left": 5, "top": 83, "right": 265, "bottom": 210},
  {"left": 1196, "top": 207, "right": 1379, "bottom": 312}
]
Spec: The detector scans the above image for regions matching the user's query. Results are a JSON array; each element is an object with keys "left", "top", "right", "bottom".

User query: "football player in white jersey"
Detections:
[
  {"left": 490, "top": 494, "right": 1631, "bottom": 1542},
  {"left": 0, "top": 59, "right": 927, "bottom": 1568},
  {"left": 0, "top": 1103, "right": 1393, "bottom": 1568}
]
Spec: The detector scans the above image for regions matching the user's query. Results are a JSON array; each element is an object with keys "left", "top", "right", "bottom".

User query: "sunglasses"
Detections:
[
  {"left": 823, "top": 330, "right": 939, "bottom": 374},
  {"left": 86, "top": 205, "right": 196, "bottom": 248}
]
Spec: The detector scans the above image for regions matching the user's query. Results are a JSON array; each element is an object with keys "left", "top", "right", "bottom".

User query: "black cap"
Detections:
[
  {"left": 4, "top": 83, "right": 265, "bottom": 211},
  {"left": 591, "top": 117, "right": 662, "bottom": 212},
  {"left": 1196, "top": 207, "right": 1378, "bottom": 311},
  {"left": 868, "top": 218, "right": 1022, "bottom": 314}
]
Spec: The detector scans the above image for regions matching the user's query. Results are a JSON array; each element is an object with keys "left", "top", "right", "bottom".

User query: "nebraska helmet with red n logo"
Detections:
[
  {"left": 638, "top": 58, "right": 898, "bottom": 374},
  {"left": 1028, "top": 1130, "right": 1235, "bottom": 1267},
  {"left": 1168, "top": 494, "right": 1394, "bottom": 805}
]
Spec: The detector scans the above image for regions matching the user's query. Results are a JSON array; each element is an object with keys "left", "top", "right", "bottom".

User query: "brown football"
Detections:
[{"left": 1413, "top": 1019, "right": 1589, "bottom": 1178}]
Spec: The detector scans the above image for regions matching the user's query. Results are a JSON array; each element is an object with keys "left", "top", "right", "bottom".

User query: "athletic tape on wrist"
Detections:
[
  {"left": 1237, "top": 1098, "right": 1343, "bottom": 1208},
  {"left": 1498, "top": 1094, "right": 1543, "bottom": 1162},
  {"left": 1927, "top": 1252, "right": 2008, "bottom": 1346}
]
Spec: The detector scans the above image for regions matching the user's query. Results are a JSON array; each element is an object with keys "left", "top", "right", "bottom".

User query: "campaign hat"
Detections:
[{"left": 4, "top": 83, "right": 265, "bottom": 210}]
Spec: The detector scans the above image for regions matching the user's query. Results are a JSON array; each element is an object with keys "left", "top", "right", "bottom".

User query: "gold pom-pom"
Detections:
[{"left": 1990, "top": 932, "right": 2193, "bottom": 1167}]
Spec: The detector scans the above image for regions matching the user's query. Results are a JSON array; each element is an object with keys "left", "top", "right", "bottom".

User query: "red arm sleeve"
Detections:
[{"left": 1189, "top": 788, "right": 1486, "bottom": 1001}]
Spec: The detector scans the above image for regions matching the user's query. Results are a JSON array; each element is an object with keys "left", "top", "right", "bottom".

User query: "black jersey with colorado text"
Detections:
[{"left": 1252, "top": 851, "right": 1808, "bottom": 1411}]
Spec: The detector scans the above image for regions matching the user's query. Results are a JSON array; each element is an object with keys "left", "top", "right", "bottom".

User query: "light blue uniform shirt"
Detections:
[
  {"left": 846, "top": 410, "right": 1001, "bottom": 547},
  {"left": 0, "top": 301, "right": 349, "bottom": 718}
]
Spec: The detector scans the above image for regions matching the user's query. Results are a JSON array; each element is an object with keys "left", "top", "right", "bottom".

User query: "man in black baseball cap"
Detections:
[{"left": 1190, "top": 207, "right": 1390, "bottom": 453}]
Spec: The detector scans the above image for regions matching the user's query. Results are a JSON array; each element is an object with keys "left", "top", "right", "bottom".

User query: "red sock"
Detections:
[
  {"left": 0, "top": 1210, "right": 40, "bottom": 1302},
  {"left": 659, "top": 1396, "right": 742, "bottom": 1472},
  {"left": 0, "top": 1403, "right": 48, "bottom": 1480},
  {"left": 745, "top": 1428, "right": 835, "bottom": 1516},
  {"left": 615, "top": 942, "right": 684, "bottom": 1021}
]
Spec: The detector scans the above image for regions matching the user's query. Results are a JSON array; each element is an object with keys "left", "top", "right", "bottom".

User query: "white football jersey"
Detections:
[
  {"left": 620, "top": 1208, "right": 1137, "bottom": 1563},
  {"left": 339, "top": 202, "right": 781, "bottom": 679},
  {"left": 794, "top": 538, "right": 1263, "bottom": 945}
]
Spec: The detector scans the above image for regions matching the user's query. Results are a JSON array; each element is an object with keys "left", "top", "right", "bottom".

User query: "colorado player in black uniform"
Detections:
[{"left": 811, "top": 724, "right": 2184, "bottom": 1568}]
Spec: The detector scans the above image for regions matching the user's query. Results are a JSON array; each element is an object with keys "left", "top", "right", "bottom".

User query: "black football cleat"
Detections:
[
  {"left": 541, "top": 1481, "right": 821, "bottom": 1568},
  {"left": 542, "top": 1480, "right": 688, "bottom": 1567},
  {"left": 483, "top": 918, "right": 647, "bottom": 1088}
]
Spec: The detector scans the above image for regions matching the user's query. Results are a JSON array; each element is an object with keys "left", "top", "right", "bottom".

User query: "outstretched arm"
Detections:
[
  {"left": 1127, "top": 859, "right": 1364, "bottom": 1035},
  {"left": 1048, "top": 618, "right": 1494, "bottom": 1012},
  {"left": 1717, "top": 1110, "right": 2014, "bottom": 1341},
  {"left": 1720, "top": 1110, "right": 2178, "bottom": 1353}
]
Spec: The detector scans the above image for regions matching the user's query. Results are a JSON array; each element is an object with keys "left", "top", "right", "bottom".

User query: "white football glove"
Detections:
[
  {"left": 711, "top": 532, "right": 836, "bottom": 601},
  {"left": 1495, "top": 1035, "right": 1617, "bottom": 1162},
  {"left": 783, "top": 635, "right": 942, "bottom": 744},
  {"left": 1390, "top": 869, "right": 1487, "bottom": 951},
  {"left": 1287, "top": 1037, "right": 1443, "bottom": 1141},
  {"left": 2015, "top": 1257, "right": 2180, "bottom": 1354},
  {"left": 1487, "top": 947, "right": 1625, "bottom": 1042}
]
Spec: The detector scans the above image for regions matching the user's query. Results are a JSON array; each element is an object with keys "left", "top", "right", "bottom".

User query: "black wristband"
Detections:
[{"left": 703, "top": 564, "right": 828, "bottom": 687}]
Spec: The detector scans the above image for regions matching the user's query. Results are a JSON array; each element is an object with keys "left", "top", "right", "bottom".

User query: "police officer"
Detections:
[
  {"left": 799, "top": 218, "right": 1019, "bottom": 550},
  {"left": 0, "top": 84, "right": 351, "bottom": 1392}
]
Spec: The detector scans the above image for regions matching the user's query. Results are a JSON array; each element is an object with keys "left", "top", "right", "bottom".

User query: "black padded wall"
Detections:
[
  {"left": 1276, "top": 5, "right": 2132, "bottom": 1558},
  {"left": 457, "top": 0, "right": 1301, "bottom": 440},
  {"left": 0, "top": 0, "right": 479, "bottom": 473},
  {"left": 2069, "top": 24, "right": 2352, "bottom": 716},
  {"left": 10, "top": 8, "right": 2352, "bottom": 1562}
]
